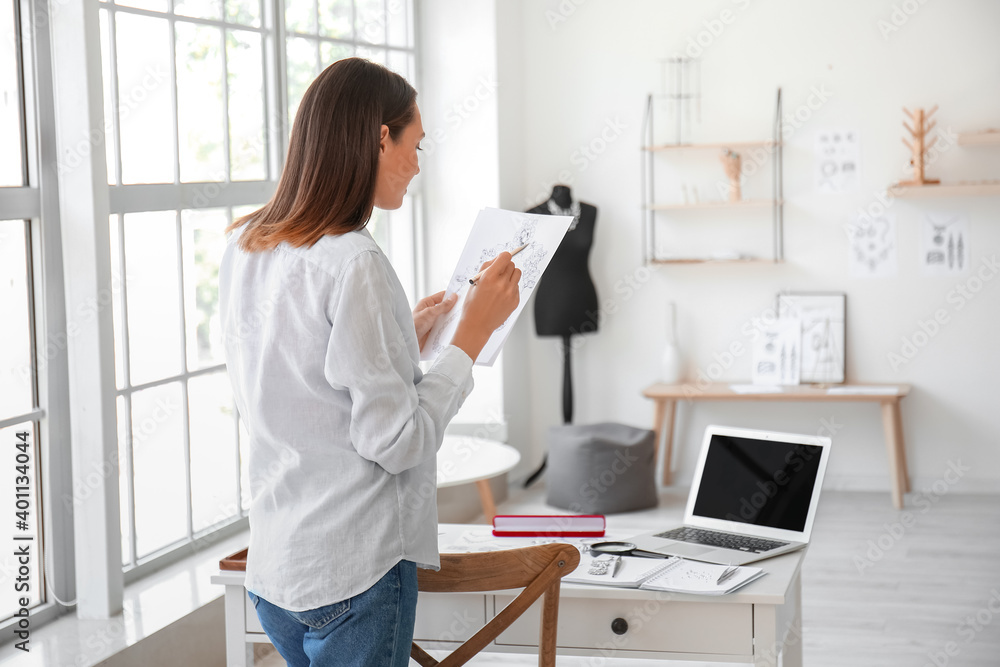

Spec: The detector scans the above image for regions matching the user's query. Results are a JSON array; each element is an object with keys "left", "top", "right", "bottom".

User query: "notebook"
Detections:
[
  {"left": 564, "top": 553, "right": 764, "bottom": 595},
  {"left": 562, "top": 554, "right": 679, "bottom": 587},
  {"left": 629, "top": 425, "right": 831, "bottom": 565},
  {"left": 638, "top": 558, "right": 765, "bottom": 595}
]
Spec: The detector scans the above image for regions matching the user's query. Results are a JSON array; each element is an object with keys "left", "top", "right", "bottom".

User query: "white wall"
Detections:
[{"left": 422, "top": 0, "right": 1000, "bottom": 492}]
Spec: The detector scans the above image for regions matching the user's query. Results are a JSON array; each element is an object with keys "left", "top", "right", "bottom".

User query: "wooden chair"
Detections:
[{"left": 411, "top": 543, "right": 580, "bottom": 667}]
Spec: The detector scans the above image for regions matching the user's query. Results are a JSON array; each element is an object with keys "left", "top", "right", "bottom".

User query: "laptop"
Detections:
[{"left": 629, "top": 425, "right": 831, "bottom": 565}]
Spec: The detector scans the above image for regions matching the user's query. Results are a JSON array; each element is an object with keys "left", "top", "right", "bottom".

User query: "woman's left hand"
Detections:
[{"left": 413, "top": 290, "right": 459, "bottom": 350}]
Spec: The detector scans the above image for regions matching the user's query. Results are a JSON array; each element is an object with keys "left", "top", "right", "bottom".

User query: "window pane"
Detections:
[
  {"left": 175, "top": 0, "right": 223, "bottom": 21},
  {"left": 115, "top": 0, "right": 168, "bottom": 14},
  {"left": 176, "top": 22, "right": 225, "bottom": 183},
  {"left": 109, "top": 215, "right": 125, "bottom": 390},
  {"left": 116, "top": 13, "right": 174, "bottom": 184},
  {"left": 99, "top": 9, "right": 118, "bottom": 185},
  {"left": 320, "top": 40, "right": 352, "bottom": 68},
  {"left": 386, "top": 0, "right": 410, "bottom": 48},
  {"left": 226, "top": 0, "right": 261, "bottom": 27},
  {"left": 355, "top": 0, "right": 385, "bottom": 45},
  {"left": 0, "top": 0, "right": 23, "bottom": 186},
  {"left": 355, "top": 45, "right": 385, "bottom": 66},
  {"left": 0, "top": 423, "right": 42, "bottom": 620},
  {"left": 132, "top": 382, "right": 187, "bottom": 558},
  {"left": 318, "top": 0, "right": 351, "bottom": 39},
  {"left": 181, "top": 208, "right": 227, "bottom": 370},
  {"left": 286, "top": 37, "right": 318, "bottom": 127},
  {"left": 117, "top": 395, "right": 132, "bottom": 566},
  {"left": 285, "top": 0, "right": 315, "bottom": 35},
  {"left": 124, "top": 211, "right": 183, "bottom": 386},
  {"left": 0, "top": 220, "right": 33, "bottom": 419},
  {"left": 386, "top": 49, "right": 409, "bottom": 81},
  {"left": 189, "top": 372, "right": 238, "bottom": 532},
  {"left": 227, "top": 30, "right": 266, "bottom": 181}
]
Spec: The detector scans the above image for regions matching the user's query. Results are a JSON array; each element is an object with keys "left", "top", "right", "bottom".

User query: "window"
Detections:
[
  {"left": 0, "top": 0, "right": 46, "bottom": 626},
  {"left": 97, "top": 0, "right": 273, "bottom": 569}
]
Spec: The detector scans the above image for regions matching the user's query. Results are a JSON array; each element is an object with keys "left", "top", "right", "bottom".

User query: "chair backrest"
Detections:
[{"left": 411, "top": 543, "right": 580, "bottom": 667}]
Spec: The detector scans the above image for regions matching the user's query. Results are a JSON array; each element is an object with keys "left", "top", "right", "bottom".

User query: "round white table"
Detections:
[{"left": 436, "top": 436, "right": 520, "bottom": 522}]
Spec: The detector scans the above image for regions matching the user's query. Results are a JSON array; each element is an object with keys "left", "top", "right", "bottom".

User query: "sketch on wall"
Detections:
[
  {"left": 815, "top": 129, "right": 860, "bottom": 194},
  {"left": 847, "top": 213, "right": 897, "bottom": 278},
  {"left": 920, "top": 212, "right": 969, "bottom": 275},
  {"left": 752, "top": 318, "right": 801, "bottom": 386},
  {"left": 777, "top": 293, "right": 846, "bottom": 384}
]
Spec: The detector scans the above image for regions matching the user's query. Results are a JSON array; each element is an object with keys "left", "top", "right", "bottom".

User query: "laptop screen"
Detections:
[{"left": 691, "top": 433, "right": 824, "bottom": 533}]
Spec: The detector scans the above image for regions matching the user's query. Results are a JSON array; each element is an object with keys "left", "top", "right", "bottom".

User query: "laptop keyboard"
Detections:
[{"left": 654, "top": 527, "right": 789, "bottom": 554}]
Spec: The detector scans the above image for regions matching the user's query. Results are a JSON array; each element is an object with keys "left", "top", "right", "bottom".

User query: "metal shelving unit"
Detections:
[{"left": 641, "top": 88, "right": 784, "bottom": 265}]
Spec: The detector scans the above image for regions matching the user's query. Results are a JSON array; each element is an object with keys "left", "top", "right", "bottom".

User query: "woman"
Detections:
[{"left": 219, "top": 58, "right": 521, "bottom": 666}]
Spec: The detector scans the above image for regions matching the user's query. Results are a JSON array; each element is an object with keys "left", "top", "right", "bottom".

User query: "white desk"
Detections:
[
  {"left": 437, "top": 435, "right": 520, "bottom": 522},
  {"left": 212, "top": 523, "right": 804, "bottom": 666}
]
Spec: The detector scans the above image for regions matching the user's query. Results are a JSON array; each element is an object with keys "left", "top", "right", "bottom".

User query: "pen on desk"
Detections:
[
  {"left": 716, "top": 564, "right": 738, "bottom": 585},
  {"left": 611, "top": 556, "right": 623, "bottom": 578},
  {"left": 468, "top": 242, "right": 530, "bottom": 286}
]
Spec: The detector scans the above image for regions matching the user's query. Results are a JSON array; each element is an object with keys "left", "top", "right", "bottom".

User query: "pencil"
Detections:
[{"left": 468, "top": 242, "right": 530, "bottom": 285}]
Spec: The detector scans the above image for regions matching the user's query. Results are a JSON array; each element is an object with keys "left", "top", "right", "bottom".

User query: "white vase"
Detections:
[{"left": 661, "top": 301, "right": 684, "bottom": 384}]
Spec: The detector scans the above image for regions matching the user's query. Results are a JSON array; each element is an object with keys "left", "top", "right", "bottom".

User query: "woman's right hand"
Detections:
[{"left": 450, "top": 252, "right": 521, "bottom": 361}]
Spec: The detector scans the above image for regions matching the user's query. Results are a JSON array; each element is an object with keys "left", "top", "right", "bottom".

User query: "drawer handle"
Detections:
[{"left": 611, "top": 618, "right": 628, "bottom": 635}]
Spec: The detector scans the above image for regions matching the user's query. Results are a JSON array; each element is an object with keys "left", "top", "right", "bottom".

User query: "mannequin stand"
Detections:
[{"left": 523, "top": 334, "right": 574, "bottom": 487}]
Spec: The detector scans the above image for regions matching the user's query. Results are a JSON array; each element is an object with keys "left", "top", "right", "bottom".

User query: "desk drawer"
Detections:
[
  {"left": 413, "top": 593, "right": 487, "bottom": 643},
  {"left": 493, "top": 594, "right": 752, "bottom": 655}
]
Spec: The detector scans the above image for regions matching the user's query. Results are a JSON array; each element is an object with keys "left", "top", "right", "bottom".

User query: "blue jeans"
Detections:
[{"left": 247, "top": 560, "right": 418, "bottom": 667}]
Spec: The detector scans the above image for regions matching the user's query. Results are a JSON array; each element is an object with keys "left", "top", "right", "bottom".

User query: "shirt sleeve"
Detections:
[{"left": 324, "top": 250, "right": 474, "bottom": 474}]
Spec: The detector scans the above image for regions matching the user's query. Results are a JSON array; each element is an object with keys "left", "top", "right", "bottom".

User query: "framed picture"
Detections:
[{"left": 776, "top": 292, "right": 846, "bottom": 384}]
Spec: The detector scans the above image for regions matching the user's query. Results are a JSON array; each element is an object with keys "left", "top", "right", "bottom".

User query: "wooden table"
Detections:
[
  {"left": 213, "top": 523, "right": 806, "bottom": 666},
  {"left": 437, "top": 435, "right": 520, "bottom": 522},
  {"left": 643, "top": 383, "right": 911, "bottom": 508}
]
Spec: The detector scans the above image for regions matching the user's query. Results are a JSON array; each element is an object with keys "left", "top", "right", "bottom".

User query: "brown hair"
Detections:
[{"left": 227, "top": 58, "right": 417, "bottom": 251}]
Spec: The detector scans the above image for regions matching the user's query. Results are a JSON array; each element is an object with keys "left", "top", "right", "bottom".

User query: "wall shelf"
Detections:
[
  {"left": 650, "top": 257, "right": 781, "bottom": 265},
  {"left": 648, "top": 199, "right": 781, "bottom": 211},
  {"left": 957, "top": 130, "right": 1000, "bottom": 146},
  {"left": 645, "top": 140, "right": 777, "bottom": 152},
  {"left": 641, "top": 89, "right": 784, "bottom": 265},
  {"left": 888, "top": 180, "right": 1000, "bottom": 198}
]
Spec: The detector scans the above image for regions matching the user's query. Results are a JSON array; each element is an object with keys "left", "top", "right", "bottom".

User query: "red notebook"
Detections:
[{"left": 492, "top": 514, "right": 606, "bottom": 538}]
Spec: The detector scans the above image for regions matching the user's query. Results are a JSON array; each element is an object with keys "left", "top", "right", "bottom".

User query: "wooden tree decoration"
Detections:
[
  {"left": 899, "top": 106, "right": 940, "bottom": 186},
  {"left": 719, "top": 149, "right": 742, "bottom": 202}
]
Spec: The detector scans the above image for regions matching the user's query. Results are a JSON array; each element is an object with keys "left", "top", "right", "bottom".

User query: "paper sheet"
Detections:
[
  {"left": 847, "top": 213, "right": 897, "bottom": 278},
  {"left": 420, "top": 207, "right": 573, "bottom": 366},
  {"left": 921, "top": 212, "right": 969, "bottom": 275}
]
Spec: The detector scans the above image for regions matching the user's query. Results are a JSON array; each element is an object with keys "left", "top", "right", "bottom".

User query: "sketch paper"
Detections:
[
  {"left": 777, "top": 293, "right": 846, "bottom": 384},
  {"left": 815, "top": 129, "right": 860, "bottom": 194},
  {"left": 847, "top": 213, "right": 897, "bottom": 278},
  {"left": 420, "top": 207, "right": 573, "bottom": 366},
  {"left": 920, "top": 212, "right": 969, "bottom": 275},
  {"left": 752, "top": 318, "right": 801, "bottom": 386}
]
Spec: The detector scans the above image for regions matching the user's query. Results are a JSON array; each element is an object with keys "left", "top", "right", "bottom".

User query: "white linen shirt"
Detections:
[{"left": 219, "top": 224, "right": 474, "bottom": 612}]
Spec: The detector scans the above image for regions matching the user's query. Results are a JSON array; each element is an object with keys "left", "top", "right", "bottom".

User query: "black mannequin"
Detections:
[{"left": 524, "top": 185, "right": 599, "bottom": 487}]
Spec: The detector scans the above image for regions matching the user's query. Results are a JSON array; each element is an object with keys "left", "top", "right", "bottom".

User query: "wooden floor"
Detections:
[{"left": 257, "top": 485, "right": 1000, "bottom": 666}]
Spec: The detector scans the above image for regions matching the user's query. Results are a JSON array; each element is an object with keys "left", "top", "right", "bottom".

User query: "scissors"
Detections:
[{"left": 588, "top": 541, "right": 671, "bottom": 559}]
